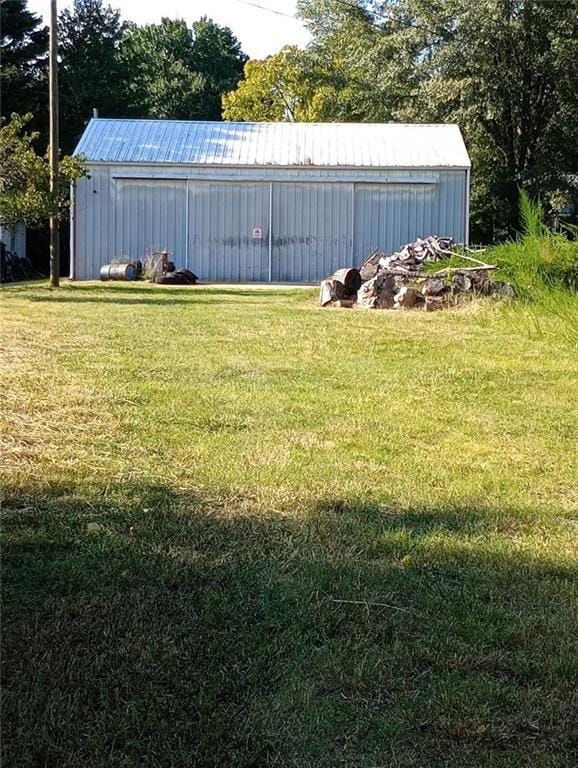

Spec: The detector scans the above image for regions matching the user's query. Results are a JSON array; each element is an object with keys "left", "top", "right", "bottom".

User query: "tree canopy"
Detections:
[
  {"left": 2, "top": 0, "right": 248, "bottom": 153},
  {"left": 0, "top": 113, "right": 85, "bottom": 230},
  {"left": 58, "top": 0, "right": 131, "bottom": 152},
  {"left": 0, "top": 0, "right": 47, "bottom": 134},
  {"left": 122, "top": 16, "right": 246, "bottom": 121}
]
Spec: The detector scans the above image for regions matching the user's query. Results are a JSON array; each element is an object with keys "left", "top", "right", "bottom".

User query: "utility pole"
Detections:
[{"left": 49, "top": 0, "right": 59, "bottom": 287}]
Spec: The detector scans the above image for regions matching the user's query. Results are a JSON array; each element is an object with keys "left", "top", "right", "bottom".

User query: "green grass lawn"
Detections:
[{"left": 1, "top": 281, "right": 577, "bottom": 767}]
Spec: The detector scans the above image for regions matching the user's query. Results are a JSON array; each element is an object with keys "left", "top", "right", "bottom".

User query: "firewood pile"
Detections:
[{"left": 321, "top": 235, "right": 514, "bottom": 311}]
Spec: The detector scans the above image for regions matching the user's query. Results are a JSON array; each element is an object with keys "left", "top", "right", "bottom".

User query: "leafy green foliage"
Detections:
[
  {"left": 189, "top": 17, "right": 248, "bottom": 120},
  {"left": 123, "top": 16, "right": 246, "bottom": 121},
  {"left": 0, "top": 113, "right": 85, "bottom": 229},
  {"left": 223, "top": 46, "right": 319, "bottom": 121},
  {"left": 0, "top": 0, "right": 48, "bottom": 138},
  {"left": 58, "top": 0, "right": 130, "bottom": 153},
  {"left": 518, "top": 189, "right": 548, "bottom": 239},
  {"left": 292, "top": 0, "right": 578, "bottom": 240},
  {"left": 222, "top": 41, "right": 392, "bottom": 123},
  {"left": 122, "top": 18, "right": 204, "bottom": 120},
  {"left": 493, "top": 240, "right": 578, "bottom": 302}
]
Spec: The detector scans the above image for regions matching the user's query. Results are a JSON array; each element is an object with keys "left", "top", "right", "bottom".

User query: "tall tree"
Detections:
[
  {"left": 294, "top": 0, "right": 578, "bottom": 239},
  {"left": 58, "top": 0, "right": 129, "bottom": 152},
  {"left": 223, "top": 47, "right": 318, "bottom": 122},
  {"left": 190, "top": 17, "right": 247, "bottom": 120},
  {"left": 222, "top": 41, "right": 393, "bottom": 123},
  {"left": 123, "top": 16, "right": 247, "bottom": 121},
  {"left": 122, "top": 18, "right": 206, "bottom": 120},
  {"left": 0, "top": 0, "right": 48, "bottom": 137}
]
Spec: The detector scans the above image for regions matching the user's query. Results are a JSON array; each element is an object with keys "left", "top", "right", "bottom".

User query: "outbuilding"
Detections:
[{"left": 71, "top": 119, "right": 471, "bottom": 282}]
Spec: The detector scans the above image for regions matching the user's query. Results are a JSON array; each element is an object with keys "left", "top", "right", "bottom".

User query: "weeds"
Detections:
[{"left": 491, "top": 191, "right": 577, "bottom": 297}]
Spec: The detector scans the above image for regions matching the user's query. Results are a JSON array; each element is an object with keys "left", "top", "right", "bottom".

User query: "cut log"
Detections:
[
  {"left": 470, "top": 272, "right": 494, "bottom": 294},
  {"left": 333, "top": 299, "right": 355, "bottom": 308},
  {"left": 498, "top": 282, "right": 515, "bottom": 299},
  {"left": 332, "top": 267, "right": 362, "bottom": 295},
  {"left": 452, "top": 273, "right": 472, "bottom": 292},
  {"left": 394, "top": 286, "right": 419, "bottom": 309},
  {"left": 357, "top": 273, "right": 397, "bottom": 309},
  {"left": 359, "top": 249, "right": 384, "bottom": 282},
  {"left": 320, "top": 280, "right": 333, "bottom": 307},
  {"left": 319, "top": 278, "right": 347, "bottom": 306},
  {"left": 422, "top": 277, "right": 446, "bottom": 296}
]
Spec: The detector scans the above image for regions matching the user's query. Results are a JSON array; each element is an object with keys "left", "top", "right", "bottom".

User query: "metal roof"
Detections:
[{"left": 75, "top": 119, "right": 471, "bottom": 169}]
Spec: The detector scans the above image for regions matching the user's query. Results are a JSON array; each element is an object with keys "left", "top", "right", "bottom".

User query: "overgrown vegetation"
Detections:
[
  {"left": 492, "top": 192, "right": 578, "bottom": 298},
  {"left": 1, "top": 281, "right": 576, "bottom": 767}
]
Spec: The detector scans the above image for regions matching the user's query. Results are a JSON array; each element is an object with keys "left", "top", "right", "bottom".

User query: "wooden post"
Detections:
[{"left": 49, "top": 0, "right": 59, "bottom": 287}]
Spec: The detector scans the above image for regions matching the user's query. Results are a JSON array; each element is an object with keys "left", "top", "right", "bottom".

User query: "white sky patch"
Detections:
[{"left": 27, "top": 0, "right": 311, "bottom": 59}]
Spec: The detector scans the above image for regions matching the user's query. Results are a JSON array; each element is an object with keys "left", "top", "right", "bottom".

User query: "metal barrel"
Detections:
[{"left": 100, "top": 263, "right": 137, "bottom": 281}]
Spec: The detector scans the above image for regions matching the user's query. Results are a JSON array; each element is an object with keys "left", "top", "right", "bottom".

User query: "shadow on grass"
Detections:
[
  {"left": 2, "top": 483, "right": 576, "bottom": 768},
  {"left": 25, "top": 285, "right": 313, "bottom": 307}
]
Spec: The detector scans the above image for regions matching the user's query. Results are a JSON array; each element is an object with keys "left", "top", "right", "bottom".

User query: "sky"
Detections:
[{"left": 27, "top": 0, "right": 312, "bottom": 59}]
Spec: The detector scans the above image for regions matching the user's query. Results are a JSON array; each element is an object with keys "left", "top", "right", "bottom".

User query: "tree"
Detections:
[
  {"left": 295, "top": 0, "right": 578, "bottom": 240},
  {"left": 222, "top": 43, "right": 387, "bottom": 123},
  {"left": 58, "top": 0, "right": 130, "bottom": 152},
  {"left": 190, "top": 17, "right": 247, "bottom": 120},
  {"left": 223, "top": 47, "right": 315, "bottom": 122},
  {"left": 123, "top": 16, "right": 247, "bottom": 121},
  {"left": 0, "top": 0, "right": 48, "bottom": 137},
  {"left": 122, "top": 18, "right": 205, "bottom": 120},
  {"left": 0, "top": 113, "right": 85, "bottom": 230},
  {"left": 388, "top": 0, "right": 578, "bottom": 238}
]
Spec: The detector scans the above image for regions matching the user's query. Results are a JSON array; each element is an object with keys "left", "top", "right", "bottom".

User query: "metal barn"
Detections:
[{"left": 71, "top": 119, "right": 471, "bottom": 282}]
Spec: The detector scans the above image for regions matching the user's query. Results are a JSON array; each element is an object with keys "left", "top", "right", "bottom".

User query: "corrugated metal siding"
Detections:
[
  {"left": 75, "top": 164, "right": 114, "bottom": 279},
  {"left": 73, "top": 165, "right": 468, "bottom": 281},
  {"left": 352, "top": 172, "right": 466, "bottom": 260},
  {"left": 272, "top": 183, "right": 353, "bottom": 282},
  {"left": 115, "top": 180, "right": 187, "bottom": 267},
  {"left": 75, "top": 119, "right": 471, "bottom": 169},
  {"left": 188, "top": 182, "right": 270, "bottom": 281}
]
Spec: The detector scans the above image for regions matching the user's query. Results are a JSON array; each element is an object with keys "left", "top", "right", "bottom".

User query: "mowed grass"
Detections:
[{"left": 1, "top": 281, "right": 577, "bottom": 768}]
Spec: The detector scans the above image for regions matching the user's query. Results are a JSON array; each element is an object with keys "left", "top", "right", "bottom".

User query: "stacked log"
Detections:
[
  {"left": 359, "top": 249, "right": 385, "bottom": 281},
  {"left": 394, "top": 286, "right": 420, "bottom": 309},
  {"left": 375, "top": 235, "right": 454, "bottom": 274},
  {"left": 422, "top": 277, "right": 445, "bottom": 296},
  {"left": 357, "top": 273, "right": 405, "bottom": 309},
  {"left": 320, "top": 234, "right": 514, "bottom": 311}
]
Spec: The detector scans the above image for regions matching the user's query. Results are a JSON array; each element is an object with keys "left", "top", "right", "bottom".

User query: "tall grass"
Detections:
[
  {"left": 485, "top": 191, "right": 578, "bottom": 346},
  {"left": 491, "top": 190, "right": 577, "bottom": 298}
]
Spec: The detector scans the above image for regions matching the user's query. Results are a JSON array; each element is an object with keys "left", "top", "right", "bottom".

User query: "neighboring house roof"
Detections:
[{"left": 75, "top": 118, "right": 471, "bottom": 169}]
